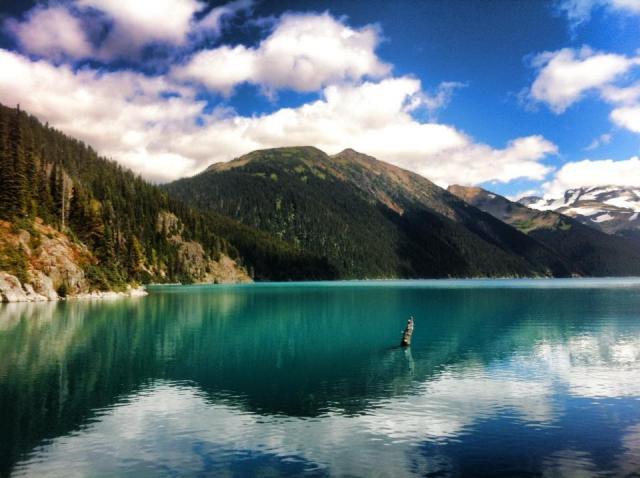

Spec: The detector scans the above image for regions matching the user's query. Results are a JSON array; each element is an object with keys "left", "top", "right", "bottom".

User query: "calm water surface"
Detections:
[{"left": 1, "top": 279, "right": 640, "bottom": 477}]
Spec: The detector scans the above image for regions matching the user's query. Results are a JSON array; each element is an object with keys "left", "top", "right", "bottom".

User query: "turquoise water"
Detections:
[{"left": 1, "top": 279, "right": 640, "bottom": 477}]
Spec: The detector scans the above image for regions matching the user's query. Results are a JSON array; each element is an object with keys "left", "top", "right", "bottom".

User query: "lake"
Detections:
[{"left": 1, "top": 279, "right": 640, "bottom": 477}]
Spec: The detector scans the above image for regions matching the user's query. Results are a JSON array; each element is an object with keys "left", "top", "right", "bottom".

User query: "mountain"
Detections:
[
  {"left": 4, "top": 101, "right": 638, "bottom": 293},
  {"left": 0, "top": 103, "right": 338, "bottom": 300},
  {"left": 519, "top": 186, "right": 640, "bottom": 235},
  {"left": 167, "top": 147, "right": 575, "bottom": 279},
  {"left": 449, "top": 185, "right": 640, "bottom": 276}
]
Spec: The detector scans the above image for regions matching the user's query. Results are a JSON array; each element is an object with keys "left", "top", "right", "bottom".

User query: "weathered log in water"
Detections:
[{"left": 400, "top": 317, "right": 414, "bottom": 347}]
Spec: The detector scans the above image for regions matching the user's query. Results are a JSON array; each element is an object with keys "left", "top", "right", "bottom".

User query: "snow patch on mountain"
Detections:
[
  {"left": 518, "top": 186, "right": 640, "bottom": 234},
  {"left": 604, "top": 197, "right": 640, "bottom": 212},
  {"left": 592, "top": 214, "right": 614, "bottom": 223}
]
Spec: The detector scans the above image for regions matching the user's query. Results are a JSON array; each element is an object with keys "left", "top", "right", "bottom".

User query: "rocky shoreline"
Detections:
[{"left": 0, "top": 272, "right": 147, "bottom": 303}]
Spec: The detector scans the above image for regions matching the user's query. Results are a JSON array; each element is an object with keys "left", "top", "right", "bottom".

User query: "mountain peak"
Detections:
[
  {"left": 518, "top": 185, "right": 640, "bottom": 234},
  {"left": 204, "top": 146, "right": 328, "bottom": 173},
  {"left": 447, "top": 185, "right": 489, "bottom": 201},
  {"left": 331, "top": 148, "right": 377, "bottom": 163},
  {"left": 336, "top": 148, "right": 359, "bottom": 155}
]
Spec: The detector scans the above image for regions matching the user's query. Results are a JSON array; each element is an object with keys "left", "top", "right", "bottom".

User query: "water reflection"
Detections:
[{"left": 0, "top": 282, "right": 639, "bottom": 476}]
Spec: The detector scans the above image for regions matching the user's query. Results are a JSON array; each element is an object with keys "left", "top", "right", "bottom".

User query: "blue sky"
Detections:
[{"left": 1, "top": 0, "right": 639, "bottom": 197}]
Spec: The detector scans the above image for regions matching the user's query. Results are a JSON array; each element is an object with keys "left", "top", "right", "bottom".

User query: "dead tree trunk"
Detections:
[{"left": 400, "top": 317, "right": 414, "bottom": 347}]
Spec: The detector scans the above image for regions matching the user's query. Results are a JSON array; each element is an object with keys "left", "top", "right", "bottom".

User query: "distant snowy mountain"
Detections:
[{"left": 518, "top": 186, "right": 640, "bottom": 234}]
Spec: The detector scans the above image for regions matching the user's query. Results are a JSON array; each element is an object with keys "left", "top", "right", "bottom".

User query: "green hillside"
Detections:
[
  {"left": 0, "top": 104, "right": 335, "bottom": 291},
  {"left": 166, "top": 147, "right": 573, "bottom": 278}
]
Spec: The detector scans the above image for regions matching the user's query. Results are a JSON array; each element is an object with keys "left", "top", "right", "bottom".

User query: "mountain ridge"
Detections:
[
  {"left": 449, "top": 184, "right": 640, "bottom": 276},
  {"left": 167, "top": 146, "right": 577, "bottom": 278},
  {"left": 3, "top": 101, "right": 639, "bottom": 294},
  {"left": 518, "top": 186, "right": 640, "bottom": 235},
  {"left": 0, "top": 104, "right": 339, "bottom": 301}
]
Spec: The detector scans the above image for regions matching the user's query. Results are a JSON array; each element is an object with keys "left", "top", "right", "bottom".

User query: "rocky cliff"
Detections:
[
  {"left": 0, "top": 214, "right": 250, "bottom": 303},
  {"left": 0, "top": 218, "right": 96, "bottom": 301},
  {"left": 156, "top": 211, "right": 252, "bottom": 284}
]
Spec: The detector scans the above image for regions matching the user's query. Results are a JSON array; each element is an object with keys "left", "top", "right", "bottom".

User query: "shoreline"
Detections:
[
  {"left": 67, "top": 287, "right": 148, "bottom": 301},
  {"left": 147, "top": 276, "right": 640, "bottom": 290},
  {"left": 0, "top": 271, "right": 149, "bottom": 303},
  {"left": 6, "top": 275, "right": 640, "bottom": 303}
]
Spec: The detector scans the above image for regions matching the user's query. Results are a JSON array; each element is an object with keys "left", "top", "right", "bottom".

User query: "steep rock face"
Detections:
[
  {"left": 0, "top": 218, "right": 96, "bottom": 301},
  {"left": 519, "top": 186, "right": 640, "bottom": 235},
  {"left": 30, "top": 225, "right": 91, "bottom": 294},
  {"left": 156, "top": 211, "right": 251, "bottom": 284},
  {"left": 30, "top": 271, "right": 58, "bottom": 300},
  {"left": 0, "top": 212, "right": 250, "bottom": 302},
  {"left": 0, "top": 273, "right": 31, "bottom": 302},
  {"left": 0, "top": 273, "right": 51, "bottom": 302},
  {"left": 449, "top": 185, "right": 640, "bottom": 276}
]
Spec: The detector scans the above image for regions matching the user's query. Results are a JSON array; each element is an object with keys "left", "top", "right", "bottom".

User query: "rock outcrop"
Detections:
[
  {"left": 0, "top": 219, "right": 93, "bottom": 302},
  {"left": 0, "top": 272, "right": 50, "bottom": 302},
  {"left": 0, "top": 213, "right": 251, "bottom": 303},
  {"left": 156, "top": 211, "right": 252, "bottom": 284},
  {"left": 0, "top": 271, "right": 147, "bottom": 303},
  {"left": 0, "top": 273, "right": 30, "bottom": 302}
]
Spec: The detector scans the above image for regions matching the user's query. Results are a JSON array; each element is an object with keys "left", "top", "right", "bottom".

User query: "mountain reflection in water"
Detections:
[{"left": 1, "top": 280, "right": 639, "bottom": 477}]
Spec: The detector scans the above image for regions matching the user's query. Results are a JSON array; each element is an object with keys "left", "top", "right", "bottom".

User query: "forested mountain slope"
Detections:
[
  {"left": 167, "top": 147, "right": 574, "bottom": 278},
  {"left": 449, "top": 185, "right": 640, "bottom": 276},
  {"left": 0, "top": 104, "right": 336, "bottom": 300}
]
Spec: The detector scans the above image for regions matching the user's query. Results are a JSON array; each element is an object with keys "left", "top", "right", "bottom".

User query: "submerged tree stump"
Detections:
[{"left": 400, "top": 316, "right": 415, "bottom": 347}]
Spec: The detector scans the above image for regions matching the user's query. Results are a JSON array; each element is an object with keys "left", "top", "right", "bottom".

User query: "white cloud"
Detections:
[
  {"left": 419, "top": 81, "right": 467, "bottom": 117},
  {"left": 542, "top": 157, "right": 640, "bottom": 196},
  {"left": 172, "top": 45, "right": 257, "bottom": 96},
  {"left": 171, "top": 77, "right": 556, "bottom": 186},
  {"left": 601, "top": 78, "right": 640, "bottom": 135},
  {"left": 584, "top": 132, "right": 612, "bottom": 150},
  {"left": 507, "top": 189, "right": 543, "bottom": 201},
  {"left": 610, "top": 105, "right": 640, "bottom": 132},
  {"left": 172, "top": 12, "right": 391, "bottom": 94},
  {"left": 0, "top": 49, "right": 202, "bottom": 181},
  {"left": 601, "top": 82, "right": 640, "bottom": 104},
  {"left": 0, "top": 48, "right": 557, "bottom": 186},
  {"left": 529, "top": 47, "right": 638, "bottom": 113},
  {"left": 5, "top": 0, "right": 252, "bottom": 62},
  {"left": 193, "top": 0, "right": 254, "bottom": 39},
  {"left": 557, "top": 0, "right": 640, "bottom": 27},
  {"left": 5, "top": 5, "right": 93, "bottom": 61},
  {"left": 527, "top": 46, "right": 640, "bottom": 136},
  {"left": 77, "top": 0, "right": 205, "bottom": 57}
]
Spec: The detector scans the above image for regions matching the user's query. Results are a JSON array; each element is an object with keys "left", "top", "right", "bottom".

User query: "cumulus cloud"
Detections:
[
  {"left": 601, "top": 82, "right": 640, "bottom": 104},
  {"left": 526, "top": 46, "right": 640, "bottom": 136},
  {"left": 193, "top": 0, "right": 254, "bottom": 39},
  {"left": 528, "top": 47, "right": 638, "bottom": 113},
  {"left": 77, "top": 0, "right": 205, "bottom": 57},
  {"left": 167, "top": 77, "right": 556, "bottom": 186},
  {"left": 610, "top": 105, "right": 640, "bottom": 132},
  {"left": 172, "top": 12, "right": 391, "bottom": 95},
  {"left": 5, "top": 0, "right": 253, "bottom": 62},
  {"left": 0, "top": 48, "right": 557, "bottom": 185},
  {"left": 556, "top": 0, "right": 640, "bottom": 27},
  {"left": 602, "top": 79, "right": 640, "bottom": 135},
  {"left": 0, "top": 49, "right": 203, "bottom": 181},
  {"left": 5, "top": 5, "right": 93, "bottom": 61},
  {"left": 542, "top": 157, "right": 640, "bottom": 196}
]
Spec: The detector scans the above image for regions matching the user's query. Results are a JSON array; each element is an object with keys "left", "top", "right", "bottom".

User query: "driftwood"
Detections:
[{"left": 400, "top": 316, "right": 415, "bottom": 347}]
